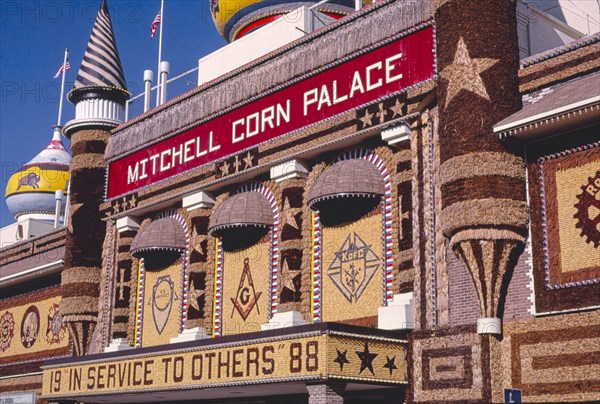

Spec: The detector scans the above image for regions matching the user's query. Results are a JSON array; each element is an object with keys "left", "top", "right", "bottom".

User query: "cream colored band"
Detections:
[
  {"left": 61, "top": 266, "right": 102, "bottom": 284},
  {"left": 450, "top": 228, "right": 526, "bottom": 246},
  {"left": 442, "top": 198, "right": 529, "bottom": 236}
]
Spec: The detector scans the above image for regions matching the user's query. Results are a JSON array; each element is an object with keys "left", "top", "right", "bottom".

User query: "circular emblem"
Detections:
[
  {"left": 0, "top": 311, "right": 15, "bottom": 353},
  {"left": 151, "top": 276, "right": 176, "bottom": 334},
  {"left": 574, "top": 170, "right": 600, "bottom": 248},
  {"left": 154, "top": 278, "right": 173, "bottom": 311},
  {"left": 21, "top": 306, "right": 40, "bottom": 349}
]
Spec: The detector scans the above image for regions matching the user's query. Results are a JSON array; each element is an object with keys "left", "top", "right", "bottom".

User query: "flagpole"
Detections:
[
  {"left": 57, "top": 48, "right": 69, "bottom": 127},
  {"left": 156, "top": 0, "right": 165, "bottom": 106}
]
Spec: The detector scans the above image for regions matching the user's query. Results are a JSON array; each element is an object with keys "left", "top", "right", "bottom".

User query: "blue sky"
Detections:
[{"left": 0, "top": 0, "right": 226, "bottom": 227}]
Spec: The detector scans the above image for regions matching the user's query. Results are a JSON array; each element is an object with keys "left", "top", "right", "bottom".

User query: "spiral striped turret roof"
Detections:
[{"left": 68, "top": 0, "right": 129, "bottom": 105}]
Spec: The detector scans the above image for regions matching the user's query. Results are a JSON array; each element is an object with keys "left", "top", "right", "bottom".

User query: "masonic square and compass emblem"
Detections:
[
  {"left": 231, "top": 258, "right": 262, "bottom": 321},
  {"left": 150, "top": 275, "right": 177, "bottom": 334},
  {"left": 327, "top": 232, "right": 380, "bottom": 303}
]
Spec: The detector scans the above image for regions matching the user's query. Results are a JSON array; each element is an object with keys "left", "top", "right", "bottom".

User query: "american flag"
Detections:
[
  {"left": 151, "top": 12, "right": 161, "bottom": 39},
  {"left": 53, "top": 58, "right": 71, "bottom": 79}
]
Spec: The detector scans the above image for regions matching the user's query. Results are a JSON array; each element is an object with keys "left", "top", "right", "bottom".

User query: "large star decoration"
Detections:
[
  {"left": 187, "top": 282, "right": 205, "bottom": 312},
  {"left": 383, "top": 356, "right": 398, "bottom": 376},
  {"left": 440, "top": 36, "right": 499, "bottom": 108},
  {"left": 280, "top": 257, "right": 299, "bottom": 293},
  {"left": 356, "top": 341, "right": 378, "bottom": 375},
  {"left": 282, "top": 197, "right": 300, "bottom": 230},
  {"left": 334, "top": 348, "right": 350, "bottom": 371},
  {"left": 192, "top": 231, "right": 208, "bottom": 255}
]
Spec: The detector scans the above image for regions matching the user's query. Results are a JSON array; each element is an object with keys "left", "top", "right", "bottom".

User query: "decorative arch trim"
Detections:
[
  {"left": 212, "top": 183, "right": 280, "bottom": 337},
  {"left": 311, "top": 149, "right": 394, "bottom": 323},
  {"left": 134, "top": 209, "right": 190, "bottom": 348}
]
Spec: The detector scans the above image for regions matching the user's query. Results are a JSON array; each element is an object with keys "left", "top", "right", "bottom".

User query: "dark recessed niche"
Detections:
[
  {"left": 220, "top": 226, "right": 270, "bottom": 252},
  {"left": 1, "top": 273, "right": 61, "bottom": 299},
  {"left": 317, "top": 196, "right": 382, "bottom": 227},
  {"left": 141, "top": 250, "right": 183, "bottom": 270}
]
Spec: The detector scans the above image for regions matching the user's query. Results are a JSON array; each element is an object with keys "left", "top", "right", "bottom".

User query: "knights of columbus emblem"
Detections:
[
  {"left": 328, "top": 232, "right": 380, "bottom": 303},
  {"left": 231, "top": 258, "right": 262, "bottom": 321}
]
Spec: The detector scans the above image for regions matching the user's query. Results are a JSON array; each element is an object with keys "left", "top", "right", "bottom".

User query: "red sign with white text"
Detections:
[{"left": 107, "top": 24, "right": 435, "bottom": 198}]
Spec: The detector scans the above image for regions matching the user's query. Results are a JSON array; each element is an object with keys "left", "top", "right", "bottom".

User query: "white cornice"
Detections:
[
  {"left": 494, "top": 96, "right": 600, "bottom": 140},
  {"left": 0, "top": 259, "right": 64, "bottom": 288}
]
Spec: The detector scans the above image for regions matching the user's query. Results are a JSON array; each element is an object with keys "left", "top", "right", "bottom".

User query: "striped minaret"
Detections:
[
  {"left": 434, "top": 0, "right": 528, "bottom": 334},
  {"left": 61, "top": 0, "right": 129, "bottom": 356},
  {"left": 65, "top": 0, "right": 129, "bottom": 131},
  {"left": 73, "top": 0, "right": 126, "bottom": 90}
]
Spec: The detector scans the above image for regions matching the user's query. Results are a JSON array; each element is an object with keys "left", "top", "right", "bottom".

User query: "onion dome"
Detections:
[
  {"left": 308, "top": 159, "right": 384, "bottom": 210},
  {"left": 5, "top": 128, "right": 71, "bottom": 221},
  {"left": 130, "top": 217, "right": 188, "bottom": 268},
  {"left": 208, "top": 191, "right": 274, "bottom": 236},
  {"left": 210, "top": 0, "right": 355, "bottom": 42},
  {"left": 130, "top": 218, "right": 187, "bottom": 258}
]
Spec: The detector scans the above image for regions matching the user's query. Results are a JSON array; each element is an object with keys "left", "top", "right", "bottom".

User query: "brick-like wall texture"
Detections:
[
  {"left": 503, "top": 245, "right": 533, "bottom": 322},
  {"left": 448, "top": 244, "right": 533, "bottom": 326},
  {"left": 306, "top": 382, "right": 346, "bottom": 404},
  {"left": 447, "top": 245, "right": 479, "bottom": 326}
]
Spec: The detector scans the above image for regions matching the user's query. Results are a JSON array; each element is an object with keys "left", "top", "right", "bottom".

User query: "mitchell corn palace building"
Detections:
[{"left": 1, "top": 0, "right": 599, "bottom": 403}]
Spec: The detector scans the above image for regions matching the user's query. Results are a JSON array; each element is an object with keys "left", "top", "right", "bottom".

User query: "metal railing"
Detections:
[
  {"left": 124, "top": 0, "right": 365, "bottom": 121},
  {"left": 124, "top": 65, "right": 199, "bottom": 121}
]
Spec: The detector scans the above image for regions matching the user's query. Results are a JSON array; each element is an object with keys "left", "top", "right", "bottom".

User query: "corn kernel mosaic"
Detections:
[
  {"left": 530, "top": 141, "right": 600, "bottom": 313},
  {"left": 542, "top": 144, "right": 600, "bottom": 280},
  {"left": 140, "top": 260, "right": 185, "bottom": 347},
  {"left": 41, "top": 331, "right": 406, "bottom": 400},
  {"left": 221, "top": 239, "right": 271, "bottom": 336},
  {"left": 321, "top": 209, "right": 384, "bottom": 322},
  {"left": 0, "top": 288, "right": 70, "bottom": 365}
]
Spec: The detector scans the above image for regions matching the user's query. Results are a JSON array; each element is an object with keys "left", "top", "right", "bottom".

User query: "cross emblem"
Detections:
[
  {"left": 116, "top": 268, "right": 127, "bottom": 300},
  {"left": 399, "top": 195, "right": 410, "bottom": 240},
  {"left": 233, "top": 155, "right": 242, "bottom": 173}
]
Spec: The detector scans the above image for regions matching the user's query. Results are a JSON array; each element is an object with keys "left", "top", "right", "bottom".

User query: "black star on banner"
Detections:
[
  {"left": 383, "top": 356, "right": 398, "bottom": 376},
  {"left": 356, "top": 341, "right": 378, "bottom": 375},
  {"left": 334, "top": 349, "right": 350, "bottom": 371}
]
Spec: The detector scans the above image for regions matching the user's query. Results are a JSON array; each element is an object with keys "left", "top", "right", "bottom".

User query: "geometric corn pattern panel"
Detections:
[{"left": 531, "top": 142, "right": 600, "bottom": 313}]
